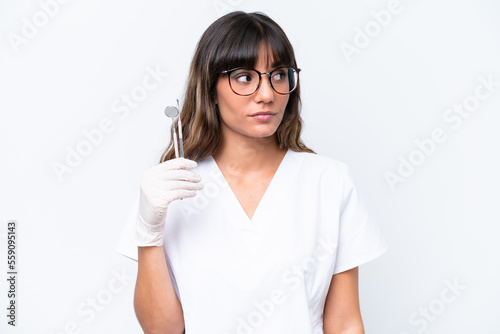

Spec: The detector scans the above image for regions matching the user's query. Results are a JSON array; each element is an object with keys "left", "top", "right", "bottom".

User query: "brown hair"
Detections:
[{"left": 159, "top": 11, "right": 314, "bottom": 163}]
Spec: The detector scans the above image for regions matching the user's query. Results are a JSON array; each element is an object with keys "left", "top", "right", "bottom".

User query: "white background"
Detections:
[{"left": 1, "top": 0, "right": 499, "bottom": 333}]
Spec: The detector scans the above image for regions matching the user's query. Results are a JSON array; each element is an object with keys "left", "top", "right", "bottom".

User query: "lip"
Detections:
[
  {"left": 249, "top": 111, "right": 277, "bottom": 117},
  {"left": 249, "top": 111, "right": 277, "bottom": 121}
]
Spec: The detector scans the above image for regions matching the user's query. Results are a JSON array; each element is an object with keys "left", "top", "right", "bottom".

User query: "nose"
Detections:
[{"left": 254, "top": 74, "right": 274, "bottom": 103}]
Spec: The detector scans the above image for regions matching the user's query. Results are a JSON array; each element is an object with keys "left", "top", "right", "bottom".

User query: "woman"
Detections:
[{"left": 132, "top": 11, "right": 387, "bottom": 334}]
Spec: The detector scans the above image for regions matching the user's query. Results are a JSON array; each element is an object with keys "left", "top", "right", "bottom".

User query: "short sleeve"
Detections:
[{"left": 332, "top": 164, "right": 388, "bottom": 275}]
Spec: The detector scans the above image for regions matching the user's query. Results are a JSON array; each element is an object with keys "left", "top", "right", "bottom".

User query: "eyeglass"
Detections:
[{"left": 220, "top": 67, "right": 301, "bottom": 96}]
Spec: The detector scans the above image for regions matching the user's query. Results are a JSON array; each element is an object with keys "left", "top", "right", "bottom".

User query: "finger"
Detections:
[
  {"left": 160, "top": 180, "right": 205, "bottom": 192},
  {"left": 168, "top": 189, "right": 200, "bottom": 202},
  {"left": 146, "top": 180, "right": 204, "bottom": 196},
  {"left": 151, "top": 169, "right": 202, "bottom": 182},
  {"left": 155, "top": 158, "right": 198, "bottom": 171}
]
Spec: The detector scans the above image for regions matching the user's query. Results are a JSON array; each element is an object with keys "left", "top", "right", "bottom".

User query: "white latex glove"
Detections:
[{"left": 136, "top": 158, "right": 203, "bottom": 247}]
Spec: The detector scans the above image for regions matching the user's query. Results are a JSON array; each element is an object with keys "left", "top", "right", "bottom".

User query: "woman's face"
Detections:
[{"left": 215, "top": 45, "right": 290, "bottom": 142}]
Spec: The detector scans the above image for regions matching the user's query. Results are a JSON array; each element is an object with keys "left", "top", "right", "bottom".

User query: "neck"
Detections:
[{"left": 212, "top": 130, "right": 287, "bottom": 176}]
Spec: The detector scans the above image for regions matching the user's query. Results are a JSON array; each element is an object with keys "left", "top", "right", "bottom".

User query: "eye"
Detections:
[
  {"left": 231, "top": 70, "right": 254, "bottom": 83},
  {"left": 271, "top": 69, "right": 288, "bottom": 82},
  {"left": 236, "top": 74, "right": 252, "bottom": 82}
]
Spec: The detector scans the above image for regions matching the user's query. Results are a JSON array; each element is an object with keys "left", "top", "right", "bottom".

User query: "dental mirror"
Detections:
[
  {"left": 164, "top": 103, "right": 184, "bottom": 158},
  {"left": 164, "top": 106, "right": 179, "bottom": 118}
]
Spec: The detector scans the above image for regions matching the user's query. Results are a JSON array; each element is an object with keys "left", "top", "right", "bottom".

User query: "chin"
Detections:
[
  {"left": 244, "top": 128, "right": 279, "bottom": 139},
  {"left": 245, "top": 126, "right": 278, "bottom": 138},
  {"left": 222, "top": 120, "right": 281, "bottom": 140}
]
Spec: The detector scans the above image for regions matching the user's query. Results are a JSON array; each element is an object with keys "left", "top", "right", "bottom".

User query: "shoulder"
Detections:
[{"left": 287, "top": 150, "right": 348, "bottom": 175}]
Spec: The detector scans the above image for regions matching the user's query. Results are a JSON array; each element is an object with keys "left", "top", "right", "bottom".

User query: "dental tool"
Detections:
[
  {"left": 176, "top": 99, "right": 184, "bottom": 158},
  {"left": 164, "top": 99, "right": 184, "bottom": 158}
]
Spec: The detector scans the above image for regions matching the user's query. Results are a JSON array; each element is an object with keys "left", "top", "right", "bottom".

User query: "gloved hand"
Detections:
[{"left": 136, "top": 158, "right": 204, "bottom": 247}]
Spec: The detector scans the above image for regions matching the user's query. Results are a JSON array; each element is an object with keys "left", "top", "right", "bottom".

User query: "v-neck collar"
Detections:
[{"left": 208, "top": 149, "right": 291, "bottom": 225}]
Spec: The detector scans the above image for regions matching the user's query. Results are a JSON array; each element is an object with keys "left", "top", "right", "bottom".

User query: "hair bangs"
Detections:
[{"left": 263, "top": 32, "right": 295, "bottom": 69}]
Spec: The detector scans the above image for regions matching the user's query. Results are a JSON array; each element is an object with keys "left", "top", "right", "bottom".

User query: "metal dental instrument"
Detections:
[
  {"left": 164, "top": 99, "right": 184, "bottom": 158},
  {"left": 176, "top": 99, "right": 184, "bottom": 158}
]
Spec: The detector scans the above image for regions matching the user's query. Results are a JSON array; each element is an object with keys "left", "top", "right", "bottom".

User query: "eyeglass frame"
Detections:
[{"left": 219, "top": 66, "right": 301, "bottom": 96}]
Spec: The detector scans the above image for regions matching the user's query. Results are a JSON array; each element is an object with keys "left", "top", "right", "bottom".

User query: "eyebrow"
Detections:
[{"left": 271, "top": 61, "right": 285, "bottom": 68}]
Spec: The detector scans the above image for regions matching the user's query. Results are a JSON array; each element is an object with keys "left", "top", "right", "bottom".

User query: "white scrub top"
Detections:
[{"left": 115, "top": 149, "right": 388, "bottom": 334}]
